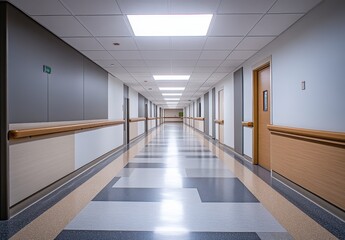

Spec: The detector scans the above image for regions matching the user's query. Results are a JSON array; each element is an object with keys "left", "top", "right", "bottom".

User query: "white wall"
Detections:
[
  {"left": 208, "top": 89, "right": 213, "bottom": 136},
  {"left": 108, "top": 74, "right": 123, "bottom": 120},
  {"left": 214, "top": 75, "right": 235, "bottom": 148},
  {"left": 239, "top": 0, "right": 345, "bottom": 157},
  {"left": 200, "top": 96, "right": 204, "bottom": 117},
  {"left": 75, "top": 125, "right": 123, "bottom": 169},
  {"left": 129, "top": 87, "right": 138, "bottom": 118}
]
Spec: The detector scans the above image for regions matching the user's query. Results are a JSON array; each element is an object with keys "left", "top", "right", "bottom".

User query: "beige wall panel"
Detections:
[
  {"left": 129, "top": 122, "right": 138, "bottom": 140},
  {"left": 9, "top": 134, "right": 75, "bottom": 206},
  {"left": 271, "top": 134, "right": 345, "bottom": 210}
]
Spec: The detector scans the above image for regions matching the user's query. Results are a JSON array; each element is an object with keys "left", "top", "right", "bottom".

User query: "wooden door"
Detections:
[
  {"left": 218, "top": 89, "right": 224, "bottom": 144},
  {"left": 257, "top": 66, "right": 270, "bottom": 170}
]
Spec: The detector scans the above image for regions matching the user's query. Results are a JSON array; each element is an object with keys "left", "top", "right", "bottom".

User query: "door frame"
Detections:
[
  {"left": 218, "top": 88, "right": 224, "bottom": 143},
  {"left": 252, "top": 57, "right": 272, "bottom": 165}
]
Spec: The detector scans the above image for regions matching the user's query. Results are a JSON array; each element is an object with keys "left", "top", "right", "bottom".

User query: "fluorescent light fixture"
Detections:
[
  {"left": 154, "top": 75, "right": 190, "bottom": 81},
  {"left": 159, "top": 87, "right": 185, "bottom": 91},
  {"left": 165, "top": 98, "right": 180, "bottom": 101},
  {"left": 128, "top": 14, "right": 213, "bottom": 37},
  {"left": 162, "top": 93, "right": 182, "bottom": 96}
]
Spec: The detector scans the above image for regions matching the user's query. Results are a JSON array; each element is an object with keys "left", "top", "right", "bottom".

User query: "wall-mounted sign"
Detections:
[
  {"left": 43, "top": 65, "right": 51, "bottom": 74},
  {"left": 263, "top": 90, "right": 268, "bottom": 112}
]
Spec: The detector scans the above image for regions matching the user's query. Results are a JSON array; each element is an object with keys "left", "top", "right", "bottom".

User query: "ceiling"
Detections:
[{"left": 8, "top": 0, "right": 322, "bottom": 108}]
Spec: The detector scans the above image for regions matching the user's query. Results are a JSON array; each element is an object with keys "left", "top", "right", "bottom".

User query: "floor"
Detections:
[{"left": 3, "top": 123, "right": 342, "bottom": 239}]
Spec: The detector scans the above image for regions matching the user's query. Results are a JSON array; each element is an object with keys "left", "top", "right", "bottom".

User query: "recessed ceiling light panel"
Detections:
[
  {"left": 128, "top": 15, "right": 213, "bottom": 37},
  {"left": 165, "top": 98, "right": 180, "bottom": 101},
  {"left": 162, "top": 93, "right": 182, "bottom": 96},
  {"left": 153, "top": 75, "right": 190, "bottom": 81},
  {"left": 159, "top": 87, "right": 185, "bottom": 91}
]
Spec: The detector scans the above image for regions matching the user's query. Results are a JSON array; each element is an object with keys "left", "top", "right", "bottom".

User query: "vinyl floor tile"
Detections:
[{"left": 64, "top": 202, "right": 286, "bottom": 232}]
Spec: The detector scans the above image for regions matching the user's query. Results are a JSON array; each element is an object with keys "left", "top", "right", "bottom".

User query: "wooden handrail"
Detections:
[
  {"left": 267, "top": 125, "right": 345, "bottom": 144},
  {"left": 147, "top": 117, "right": 157, "bottom": 120},
  {"left": 214, "top": 119, "right": 224, "bottom": 125},
  {"left": 242, "top": 121, "right": 254, "bottom": 128},
  {"left": 8, "top": 120, "right": 125, "bottom": 140},
  {"left": 129, "top": 117, "right": 146, "bottom": 122},
  {"left": 163, "top": 116, "right": 183, "bottom": 119},
  {"left": 193, "top": 117, "right": 205, "bottom": 121}
]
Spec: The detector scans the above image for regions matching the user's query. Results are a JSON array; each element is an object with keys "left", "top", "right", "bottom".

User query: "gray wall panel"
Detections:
[
  {"left": 204, "top": 92, "right": 209, "bottom": 135},
  {"left": 83, "top": 59, "right": 108, "bottom": 120},
  {"left": 234, "top": 68, "right": 243, "bottom": 155},
  {"left": 8, "top": 6, "right": 48, "bottom": 123},
  {"left": 7, "top": 5, "right": 108, "bottom": 123},
  {"left": 48, "top": 43, "right": 84, "bottom": 121},
  {"left": 138, "top": 94, "right": 145, "bottom": 117}
]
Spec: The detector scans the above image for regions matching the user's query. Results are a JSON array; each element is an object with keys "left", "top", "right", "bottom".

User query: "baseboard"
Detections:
[{"left": 272, "top": 171, "right": 345, "bottom": 222}]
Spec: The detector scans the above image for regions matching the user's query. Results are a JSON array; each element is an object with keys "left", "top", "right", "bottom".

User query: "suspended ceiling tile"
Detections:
[
  {"left": 77, "top": 15, "right": 131, "bottom": 37},
  {"left": 135, "top": 37, "right": 170, "bottom": 50},
  {"left": 193, "top": 66, "right": 218, "bottom": 73},
  {"left": 97, "top": 37, "right": 137, "bottom": 50},
  {"left": 227, "top": 50, "right": 257, "bottom": 60},
  {"left": 9, "top": 0, "right": 70, "bottom": 15},
  {"left": 81, "top": 50, "right": 113, "bottom": 60},
  {"left": 95, "top": 60, "right": 121, "bottom": 68},
  {"left": 190, "top": 72, "right": 212, "bottom": 81},
  {"left": 249, "top": 14, "right": 303, "bottom": 36},
  {"left": 109, "top": 51, "right": 142, "bottom": 60},
  {"left": 118, "top": 60, "right": 147, "bottom": 67},
  {"left": 149, "top": 67, "right": 173, "bottom": 74},
  {"left": 141, "top": 51, "right": 172, "bottom": 60},
  {"left": 62, "top": 37, "right": 104, "bottom": 50},
  {"left": 145, "top": 60, "right": 172, "bottom": 67},
  {"left": 171, "top": 37, "right": 206, "bottom": 50},
  {"left": 172, "top": 60, "right": 198, "bottom": 67},
  {"left": 204, "top": 37, "right": 243, "bottom": 50},
  {"left": 116, "top": 0, "right": 168, "bottom": 14},
  {"left": 33, "top": 16, "right": 91, "bottom": 37},
  {"left": 269, "top": 0, "right": 322, "bottom": 13},
  {"left": 209, "top": 14, "right": 262, "bottom": 36},
  {"left": 61, "top": 0, "right": 121, "bottom": 15},
  {"left": 170, "top": 0, "right": 220, "bottom": 13},
  {"left": 196, "top": 60, "right": 223, "bottom": 67},
  {"left": 125, "top": 66, "right": 151, "bottom": 73},
  {"left": 199, "top": 50, "right": 230, "bottom": 60},
  {"left": 220, "top": 59, "right": 245, "bottom": 67},
  {"left": 208, "top": 72, "right": 228, "bottom": 81},
  {"left": 216, "top": 66, "right": 236, "bottom": 73},
  {"left": 236, "top": 36, "right": 275, "bottom": 50},
  {"left": 173, "top": 51, "right": 201, "bottom": 60},
  {"left": 218, "top": 0, "right": 275, "bottom": 13},
  {"left": 171, "top": 67, "right": 195, "bottom": 74}
]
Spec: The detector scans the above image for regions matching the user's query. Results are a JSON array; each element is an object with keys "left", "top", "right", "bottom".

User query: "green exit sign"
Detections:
[{"left": 43, "top": 65, "right": 51, "bottom": 74}]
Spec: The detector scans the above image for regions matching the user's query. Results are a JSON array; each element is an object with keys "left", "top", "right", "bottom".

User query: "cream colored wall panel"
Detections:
[
  {"left": 129, "top": 122, "right": 138, "bottom": 140},
  {"left": 9, "top": 134, "right": 74, "bottom": 206},
  {"left": 138, "top": 121, "right": 145, "bottom": 135}
]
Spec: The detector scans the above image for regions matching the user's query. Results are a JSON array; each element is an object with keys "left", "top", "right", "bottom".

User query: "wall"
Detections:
[
  {"left": 164, "top": 109, "right": 183, "bottom": 122},
  {"left": 7, "top": 4, "right": 108, "bottom": 123},
  {"left": 129, "top": 88, "right": 138, "bottom": 118},
  {"left": 108, "top": 74, "right": 124, "bottom": 120},
  {"left": 240, "top": 0, "right": 345, "bottom": 157}
]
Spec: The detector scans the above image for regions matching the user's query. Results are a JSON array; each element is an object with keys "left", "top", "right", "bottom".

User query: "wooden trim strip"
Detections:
[
  {"left": 242, "top": 121, "right": 253, "bottom": 128},
  {"left": 193, "top": 117, "right": 205, "bottom": 121},
  {"left": 214, "top": 119, "right": 224, "bottom": 125},
  {"left": 129, "top": 117, "right": 146, "bottom": 123},
  {"left": 147, "top": 117, "right": 156, "bottom": 120},
  {"left": 8, "top": 120, "right": 125, "bottom": 140},
  {"left": 267, "top": 125, "right": 345, "bottom": 144}
]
